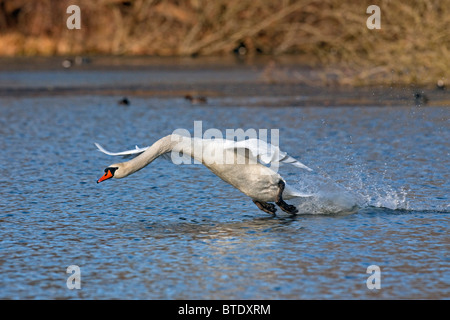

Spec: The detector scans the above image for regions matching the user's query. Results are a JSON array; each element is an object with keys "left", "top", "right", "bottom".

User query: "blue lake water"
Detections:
[{"left": 0, "top": 62, "right": 449, "bottom": 299}]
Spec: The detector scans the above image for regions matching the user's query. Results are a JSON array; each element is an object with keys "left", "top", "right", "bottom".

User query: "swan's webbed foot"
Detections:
[
  {"left": 253, "top": 200, "right": 277, "bottom": 215},
  {"left": 278, "top": 202, "right": 298, "bottom": 214},
  {"left": 276, "top": 180, "right": 299, "bottom": 215}
]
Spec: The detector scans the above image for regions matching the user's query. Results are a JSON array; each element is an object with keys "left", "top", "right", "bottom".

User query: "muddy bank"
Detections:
[{"left": 1, "top": 1, "right": 448, "bottom": 87}]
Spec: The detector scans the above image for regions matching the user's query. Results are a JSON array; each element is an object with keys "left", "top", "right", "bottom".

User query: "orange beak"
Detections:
[{"left": 97, "top": 170, "right": 114, "bottom": 183}]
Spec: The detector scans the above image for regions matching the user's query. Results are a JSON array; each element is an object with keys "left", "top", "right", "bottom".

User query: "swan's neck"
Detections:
[
  {"left": 121, "top": 134, "right": 195, "bottom": 177},
  {"left": 121, "top": 134, "right": 174, "bottom": 176}
]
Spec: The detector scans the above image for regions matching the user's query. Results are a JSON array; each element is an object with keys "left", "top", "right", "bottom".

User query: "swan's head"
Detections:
[{"left": 97, "top": 163, "right": 125, "bottom": 183}]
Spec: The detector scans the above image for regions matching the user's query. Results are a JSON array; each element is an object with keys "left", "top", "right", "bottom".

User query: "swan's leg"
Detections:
[
  {"left": 276, "top": 180, "right": 298, "bottom": 214},
  {"left": 253, "top": 200, "right": 277, "bottom": 215}
]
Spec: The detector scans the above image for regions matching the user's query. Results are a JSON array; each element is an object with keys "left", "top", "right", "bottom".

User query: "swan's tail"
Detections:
[{"left": 284, "top": 183, "right": 314, "bottom": 198}]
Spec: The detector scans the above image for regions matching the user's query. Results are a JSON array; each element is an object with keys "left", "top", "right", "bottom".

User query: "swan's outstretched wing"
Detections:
[
  {"left": 224, "top": 139, "right": 312, "bottom": 171},
  {"left": 94, "top": 143, "right": 149, "bottom": 159}
]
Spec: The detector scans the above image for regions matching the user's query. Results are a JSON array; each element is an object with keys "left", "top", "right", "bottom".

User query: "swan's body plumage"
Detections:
[{"left": 96, "top": 134, "right": 312, "bottom": 214}]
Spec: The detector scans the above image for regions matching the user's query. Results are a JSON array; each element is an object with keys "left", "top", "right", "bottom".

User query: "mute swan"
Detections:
[{"left": 95, "top": 134, "right": 312, "bottom": 215}]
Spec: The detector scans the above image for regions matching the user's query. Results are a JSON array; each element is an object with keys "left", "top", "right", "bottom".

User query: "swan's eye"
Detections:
[{"left": 105, "top": 167, "right": 119, "bottom": 176}]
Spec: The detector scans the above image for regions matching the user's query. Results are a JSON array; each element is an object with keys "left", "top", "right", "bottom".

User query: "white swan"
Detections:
[{"left": 95, "top": 134, "right": 312, "bottom": 215}]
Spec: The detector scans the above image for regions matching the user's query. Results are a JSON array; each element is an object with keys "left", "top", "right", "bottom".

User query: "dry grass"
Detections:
[{"left": 0, "top": 0, "right": 448, "bottom": 86}]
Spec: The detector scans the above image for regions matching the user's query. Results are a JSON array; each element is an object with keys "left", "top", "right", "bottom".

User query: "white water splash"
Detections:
[
  {"left": 360, "top": 185, "right": 410, "bottom": 210},
  {"left": 289, "top": 173, "right": 362, "bottom": 214},
  {"left": 288, "top": 171, "right": 412, "bottom": 214}
]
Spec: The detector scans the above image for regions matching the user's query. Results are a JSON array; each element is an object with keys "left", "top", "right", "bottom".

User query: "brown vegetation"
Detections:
[{"left": 0, "top": 0, "right": 448, "bottom": 86}]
